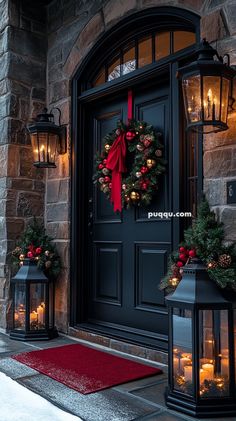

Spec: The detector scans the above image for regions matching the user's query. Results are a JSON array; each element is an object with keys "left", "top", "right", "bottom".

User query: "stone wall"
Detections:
[
  {"left": 0, "top": 0, "right": 47, "bottom": 328},
  {"left": 1, "top": 0, "right": 236, "bottom": 332}
]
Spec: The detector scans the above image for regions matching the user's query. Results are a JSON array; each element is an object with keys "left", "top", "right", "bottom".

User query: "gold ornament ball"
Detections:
[
  {"left": 104, "top": 144, "right": 111, "bottom": 152},
  {"left": 169, "top": 277, "right": 179, "bottom": 287},
  {"left": 130, "top": 191, "right": 140, "bottom": 201},
  {"left": 19, "top": 254, "right": 25, "bottom": 260},
  {"left": 146, "top": 159, "right": 156, "bottom": 169}
]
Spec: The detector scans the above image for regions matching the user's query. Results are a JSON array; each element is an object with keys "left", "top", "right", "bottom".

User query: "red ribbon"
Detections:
[
  {"left": 106, "top": 131, "right": 126, "bottom": 212},
  {"left": 106, "top": 90, "right": 133, "bottom": 212}
]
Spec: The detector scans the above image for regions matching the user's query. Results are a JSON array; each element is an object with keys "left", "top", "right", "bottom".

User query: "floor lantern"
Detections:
[
  {"left": 10, "top": 258, "right": 58, "bottom": 341},
  {"left": 165, "top": 258, "right": 236, "bottom": 418}
]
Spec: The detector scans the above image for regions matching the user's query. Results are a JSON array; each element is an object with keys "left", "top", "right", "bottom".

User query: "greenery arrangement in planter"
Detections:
[
  {"left": 11, "top": 219, "right": 61, "bottom": 280},
  {"left": 160, "top": 198, "right": 236, "bottom": 293}
]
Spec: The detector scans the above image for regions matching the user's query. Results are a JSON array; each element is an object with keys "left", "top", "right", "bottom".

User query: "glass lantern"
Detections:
[
  {"left": 178, "top": 39, "right": 236, "bottom": 134},
  {"left": 28, "top": 108, "right": 66, "bottom": 168},
  {"left": 165, "top": 259, "right": 236, "bottom": 418},
  {"left": 10, "top": 259, "right": 58, "bottom": 340}
]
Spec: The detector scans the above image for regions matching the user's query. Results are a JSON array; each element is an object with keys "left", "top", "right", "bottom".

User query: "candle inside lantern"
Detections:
[
  {"left": 30, "top": 310, "right": 38, "bottom": 324},
  {"left": 202, "top": 363, "right": 214, "bottom": 380},
  {"left": 184, "top": 365, "right": 192, "bottom": 382},
  {"left": 173, "top": 356, "right": 179, "bottom": 373},
  {"left": 40, "top": 145, "right": 45, "bottom": 162},
  {"left": 37, "top": 302, "right": 45, "bottom": 325},
  {"left": 180, "top": 354, "right": 192, "bottom": 371}
]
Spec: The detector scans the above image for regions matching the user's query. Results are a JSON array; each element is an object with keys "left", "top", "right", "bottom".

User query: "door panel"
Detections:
[{"left": 86, "top": 82, "right": 172, "bottom": 347}]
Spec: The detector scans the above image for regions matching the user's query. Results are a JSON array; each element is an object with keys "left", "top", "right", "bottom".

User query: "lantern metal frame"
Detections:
[
  {"left": 10, "top": 259, "right": 58, "bottom": 341},
  {"left": 177, "top": 38, "right": 236, "bottom": 134},
  {"left": 28, "top": 107, "right": 67, "bottom": 168},
  {"left": 165, "top": 259, "right": 236, "bottom": 418}
]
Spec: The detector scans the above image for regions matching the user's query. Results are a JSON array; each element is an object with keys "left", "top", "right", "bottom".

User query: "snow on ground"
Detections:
[{"left": 0, "top": 372, "right": 81, "bottom": 421}]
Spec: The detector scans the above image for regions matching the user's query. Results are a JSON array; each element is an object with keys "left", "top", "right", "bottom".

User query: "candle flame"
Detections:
[{"left": 207, "top": 89, "right": 213, "bottom": 100}]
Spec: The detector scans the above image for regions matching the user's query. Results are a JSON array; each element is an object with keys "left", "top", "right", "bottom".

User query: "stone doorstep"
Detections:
[{"left": 68, "top": 327, "right": 168, "bottom": 366}]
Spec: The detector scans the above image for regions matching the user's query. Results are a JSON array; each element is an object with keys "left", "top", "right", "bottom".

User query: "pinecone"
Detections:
[
  {"left": 207, "top": 260, "right": 218, "bottom": 270},
  {"left": 218, "top": 254, "right": 232, "bottom": 268}
]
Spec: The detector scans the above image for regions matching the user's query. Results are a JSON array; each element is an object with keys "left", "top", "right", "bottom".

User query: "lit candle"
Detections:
[
  {"left": 37, "top": 304, "right": 45, "bottom": 325},
  {"left": 30, "top": 311, "right": 38, "bottom": 324},
  {"left": 180, "top": 355, "right": 192, "bottom": 371},
  {"left": 221, "top": 358, "right": 229, "bottom": 377},
  {"left": 207, "top": 88, "right": 212, "bottom": 118},
  {"left": 40, "top": 145, "right": 45, "bottom": 162},
  {"left": 202, "top": 363, "right": 214, "bottom": 380},
  {"left": 173, "top": 356, "right": 179, "bottom": 373},
  {"left": 14, "top": 312, "right": 19, "bottom": 321},
  {"left": 199, "top": 368, "right": 208, "bottom": 384},
  {"left": 184, "top": 365, "right": 192, "bottom": 382}
]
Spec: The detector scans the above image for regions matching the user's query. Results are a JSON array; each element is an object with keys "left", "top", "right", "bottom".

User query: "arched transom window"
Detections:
[{"left": 92, "top": 30, "right": 196, "bottom": 87}]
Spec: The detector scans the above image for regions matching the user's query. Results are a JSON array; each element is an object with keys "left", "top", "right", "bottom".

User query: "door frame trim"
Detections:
[{"left": 70, "top": 7, "right": 201, "bottom": 340}]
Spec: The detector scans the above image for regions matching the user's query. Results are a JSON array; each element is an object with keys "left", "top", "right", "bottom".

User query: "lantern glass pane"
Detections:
[
  {"left": 48, "top": 133, "right": 57, "bottom": 164},
  {"left": 203, "top": 76, "right": 221, "bottom": 121},
  {"left": 14, "top": 283, "right": 26, "bottom": 330},
  {"left": 172, "top": 308, "right": 193, "bottom": 396},
  {"left": 182, "top": 75, "right": 201, "bottom": 123},
  {"left": 31, "top": 133, "right": 40, "bottom": 163},
  {"left": 221, "top": 77, "right": 230, "bottom": 123},
  {"left": 199, "top": 309, "right": 229, "bottom": 398},
  {"left": 30, "top": 283, "right": 46, "bottom": 331}
]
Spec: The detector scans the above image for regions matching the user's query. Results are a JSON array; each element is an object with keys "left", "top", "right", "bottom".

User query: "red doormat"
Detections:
[{"left": 12, "top": 343, "right": 162, "bottom": 394}]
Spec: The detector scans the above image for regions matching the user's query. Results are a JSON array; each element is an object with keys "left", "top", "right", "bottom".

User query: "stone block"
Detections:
[
  {"left": 220, "top": 206, "right": 236, "bottom": 241},
  {"left": 47, "top": 179, "right": 69, "bottom": 203},
  {"left": 9, "top": 80, "right": 31, "bottom": 98},
  {"left": 8, "top": 145, "right": 20, "bottom": 177},
  {"left": 103, "top": 0, "right": 137, "bottom": 27},
  {"left": 0, "top": 79, "right": 8, "bottom": 96},
  {"left": 21, "top": 0, "right": 46, "bottom": 23},
  {"left": 53, "top": 241, "right": 69, "bottom": 268},
  {"left": 204, "top": 112, "right": 236, "bottom": 151},
  {"left": 19, "top": 99, "right": 30, "bottom": 121},
  {"left": 33, "top": 180, "right": 45, "bottom": 192},
  {"left": 62, "top": 0, "right": 76, "bottom": 24},
  {"left": 48, "top": 46, "right": 63, "bottom": 69},
  {"left": 31, "top": 21, "right": 47, "bottom": 35},
  {"left": 201, "top": 9, "right": 227, "bottom": 42},
  {"left": 48, "top": 63, "right": 64, "bottom": 84},
  {"left": 48, "top": 0, "right": 63, "bottom": 33},
  {"left": 8, "top": 52, "right": 46, "bottom": 89},
  {"left": 31, "top": 87, "right": 46, "bottom": 102},
  {"left": 46, "top": 203, "right": 69, "bottom": 222},
  {"left": 30, "top": 101, "right": 45, "bottom": 120},
  {"left": 17, "top": 192, "right": 44, "bottom": 218},
  {"left": 225, "top": 1, "right": 236, "bottom": 35},
  {"left": 0, "top": 94, "right": 18, "bottom": 121},
  {"left": 216, "top": 36, "right": 236, "bottom": 66},
  {"left": 6, "top": 218, "right": 24, "bottom": 239},
  {"left": 0, "top": 52, "right": 9, "bottom": 82},
  {"left": 10, "top": 178, "right": 33, "bottom": 191},
  {"left": 47, "top": 152, "right": 69, "bottom": 179},
  {"left": 177, "top": 0, "right": 204, "bottom": 11},
  {"left": 5, "top": 190, "right": 18, "bottom": 217},
  {"left": 20, "top": 16, "right": 31, "bottom": 31},
  {"left": 0, "top": 145, "right": 8, "bottom": 177},
  {"left": 0, "top": 240, "right": 8, "bottom": 264},
  {"left": 8, "top": 27, "right": 47, "bottom": 61},
  {"left": 0, "top": 0, "right": 9, "bottom": 32},
  {"left": 204, "top": 178, "right": 226, "bottom": 206},
  {"left": 204, "top": 147, "right": 236, "bottom": 178},
  {"left": 0, "top": 27, "right": 8, "bottom": 56},
  {"left": 49, "top": 80, "right": 70, "bottom": 103},
  {"left": 47, "top": 221, "right": 70, "bottom": 240},
  {"left": 19, "top": 147, "right": 44, "bottom": 180}
]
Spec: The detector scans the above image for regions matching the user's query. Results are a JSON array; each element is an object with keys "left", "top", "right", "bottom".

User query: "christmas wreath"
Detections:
[
  {"left": 160, "top": 199, "right": 236, "bottom": 293},
  {"left": 11, "top": 219, "right": 61, "bottom": 280},
  {"left": 94, "top": 120, "right": 166, "bottom": 212}
]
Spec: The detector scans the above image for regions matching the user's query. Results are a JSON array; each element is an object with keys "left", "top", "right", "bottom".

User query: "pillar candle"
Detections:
[
  {"left": 37, "top": 305, "right": 44, "bottom": 325},
  {"left": 184, "top": 365, "right": 192, "bottom": 382},
  {"left": 180, "top": 356, "right": 192, "bottom": 371},
  {"left": 173, "top": 356, "right": 179, "bottom": 373},
  {"left": 221, "top": 358, "right": 229, "bottom": 377},
  {"left": 202, "top": 363, "right": 214, "bottom": 380}
]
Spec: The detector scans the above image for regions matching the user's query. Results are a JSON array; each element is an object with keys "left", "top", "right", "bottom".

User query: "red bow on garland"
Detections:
[{"left": 106, "top": 90, "right": 133, "bottom": 212}]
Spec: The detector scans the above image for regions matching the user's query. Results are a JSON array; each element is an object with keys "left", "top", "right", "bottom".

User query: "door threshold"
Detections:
[{"left": 68, "top": 323, "right": 168, "bottom": 365}]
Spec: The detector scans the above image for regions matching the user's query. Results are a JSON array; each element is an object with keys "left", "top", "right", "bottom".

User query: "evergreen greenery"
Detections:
[
  {"left": 11, "top": 219, "right": 61, "bottom": 280},
  {"left": 94, "top": 119, "right": 166, "bottom": 208},
  {"left": 160, "top": 199, "right": 236, "bottom": 293}
]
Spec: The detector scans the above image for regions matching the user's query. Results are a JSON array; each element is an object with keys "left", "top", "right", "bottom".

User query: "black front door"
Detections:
[{"left": 85, "top": 79, "right": 174, "bottom": 349}]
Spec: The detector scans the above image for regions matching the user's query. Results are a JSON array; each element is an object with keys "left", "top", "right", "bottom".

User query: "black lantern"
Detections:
[
  {"left": 28, "top": 108, "right": 67, "bottom": 168},
  {"left": 10, "top": 259, "right": 58, "bottom": 340},
  {"left": 165, "top": 259, "right": 236, "bottom": 418},
  {"left": 178, "top": 39, "right": 236, "bottom": 134}
]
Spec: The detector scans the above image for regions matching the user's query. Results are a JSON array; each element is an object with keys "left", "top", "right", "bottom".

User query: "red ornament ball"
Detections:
[
  {"left": 141, "top": 166, "right": 148, "bottom": 174},
  {"left": 179, "top": 246, "right": 186, "bottom": 253},
  {"left": 141, "top": 182, "right": 148, "bottom": 190},
  {"left": 126, "top": 131, "right": 136, "bottom": 141},
  {"left": 104, "top": 176, "right": 110, "bottom": 183},
  {"left": 103, "top": 159, "right": 107, "bottom": 165},
  {"left": 36, "top": 247, "right": 42, "bottom": 255},
  {"left": 144, "top": 139, "right": 151, "bottom": 148},
  {"left": 189, "top": 249, "right": 196, "bottom": 258},
  {"left": 108, "top": 183, "right": 112, "bottom": 189},
  {"left": 27, "top": 251, "right": 34, "bottom": 258},
  {"left": 179, "top": 253, "right": 187, "bottom": 261},
  {"left": 98, "top": 164, "right": 103, "bottom": 170},
  {"left": 177, "top": 261, "right": 184, "bottom": 267}
]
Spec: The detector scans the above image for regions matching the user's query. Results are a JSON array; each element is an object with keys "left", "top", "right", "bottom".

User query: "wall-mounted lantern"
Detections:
[
  {"left": 178, "top": 39, "right": 236, "bottom": 134},
  {"left": 165, "top": 259, "right": 236, "bottom": 418},
  {"left": 28, "top": 108, "right": 67, "bottom": 168}
]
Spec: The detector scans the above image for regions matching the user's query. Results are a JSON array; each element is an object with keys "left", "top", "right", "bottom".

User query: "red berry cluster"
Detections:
[
  {"left": 177, "top": 246, "right": 196, "bottom": 267},
  {"left": 27, "top": 244, "right": 42, "bottom": 259}
]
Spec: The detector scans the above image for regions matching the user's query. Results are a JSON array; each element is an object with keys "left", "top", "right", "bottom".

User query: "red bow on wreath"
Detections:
[{"left": 106, "top": 90, "right": 133, "bottom": 212}]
